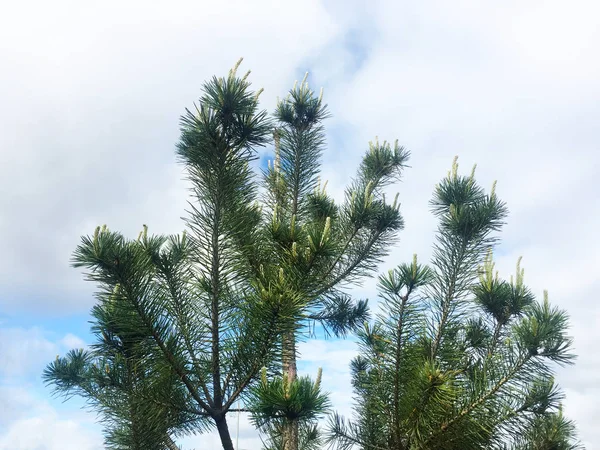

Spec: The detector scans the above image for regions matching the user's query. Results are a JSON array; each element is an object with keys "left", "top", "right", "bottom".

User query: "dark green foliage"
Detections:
[
  {"left": 43, "top": 60, "right": 578, "bottom": 450},
  {"left": 43, "top": 286, "right": 203, "bottom": 450},
  {"left": 251, "top": 367, "right": 329, "bottom": 450},
  {"left": 308, "top": 295, "right": 370, "bottom": 338},
  {"left": 251, "top": 367, "right": 330, "bottom": 424},
  {"left": 252, "top": 74, "right": 410, "bottom": 450},
  {"left": 44, "top": 61, "right": 291, "bottom": 450},
  {"left": 510, "top": 407, "right": 580, "bottom": 450},
  {"left": 44, "top": 61, "right": 410, "bottom": 450},
  {"left": 328, "top": 159, "right": 581, "bottom": 450}
]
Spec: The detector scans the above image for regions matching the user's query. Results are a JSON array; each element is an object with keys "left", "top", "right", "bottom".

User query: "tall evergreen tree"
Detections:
[
  {"left": 248, "top": 76, "right": 409, "bottom": 450},
  {"left": 45, "top": 61, "right": 297, "bottom": 450},
  {"left": 328, "top": 158, "right": 581, "bottom": 449},
  {"left": 44, "top": 61, "right": 409, "bottom": 450}
]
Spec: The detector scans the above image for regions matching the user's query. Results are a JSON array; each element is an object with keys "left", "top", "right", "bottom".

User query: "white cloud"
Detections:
[
  {"left": 0, "top": 328, "right": 100, "bottom": 449},
  {"left": 0, "top": 328, "right": 57, "bottom": 378},
  {"left": 0, "top": 385, "right": 39, "bottom": 429},
  {"left": 0, "top": 327, "right": 88, "bottom": 379},
  {"left": 563, "top": 387, "right": 599, "bottom": 450},
  {"left": 0, "top": 397, "right": 102, "bottom": 450},
  {"left": 60, "top": 333, "right": 87, "bottom": 350}
]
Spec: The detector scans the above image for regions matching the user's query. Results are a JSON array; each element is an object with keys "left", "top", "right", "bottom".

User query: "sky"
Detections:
[{"left": 0, "top": 0, "right": 599, "bottom": 448}]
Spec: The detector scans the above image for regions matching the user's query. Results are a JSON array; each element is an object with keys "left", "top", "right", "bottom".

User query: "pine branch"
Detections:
[
  {"left": 329, "top": 158, "right": 580, "bottom": 450},
  {"left": 425, "top": 354, "right": 530, "bottom": 447},
  {"left": 122, "top": 280, "right": 214, "bottom": 415}
]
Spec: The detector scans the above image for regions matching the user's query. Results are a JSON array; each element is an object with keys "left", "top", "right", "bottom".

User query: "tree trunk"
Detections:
[
  {"left": 282, "top": 330, "right": 299, "bottom": 450},
  {"left": 164, "top": 434, "right": 180, "bottom": 450},
  {"left": 215, "top": 414, "right": 235, "bottom": 450}
]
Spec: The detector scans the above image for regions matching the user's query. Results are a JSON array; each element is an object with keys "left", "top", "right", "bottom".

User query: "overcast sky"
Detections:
[{"left": 1, "top": 0, "right": 599, "bottom": 449}]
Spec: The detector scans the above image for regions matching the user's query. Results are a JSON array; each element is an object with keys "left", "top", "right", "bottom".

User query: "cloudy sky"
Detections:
[{"left": 1, "top": 0, "right": 599, "bottom": 448}]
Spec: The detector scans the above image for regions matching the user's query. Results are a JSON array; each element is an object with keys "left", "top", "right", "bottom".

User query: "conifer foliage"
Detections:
[
  {"left": 42, "top": 61, "right": 581, "bottom": 450},
  {"left": 328, "top": 159, "right": 581, "bottom": 450},
  {"left": 45, "top": 61, "right": 289, "bottom": 450},
  {"left": 43, "top": 61, "right": 409, "bottom": 450},
  {"left": 249, "top": 75, "right": 409, "bottom": 450}
]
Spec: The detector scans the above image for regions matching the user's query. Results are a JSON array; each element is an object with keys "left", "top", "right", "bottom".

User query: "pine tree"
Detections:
[
  {"left": 45, "top": 61, "right": 295, "bottom": 450},
  {"left": 44, "top": 61, "right": 409, "bottom": 450},
  {"left": 248, "top": 76, "right": 409, "bottom": 450},
  {"left": 328, "top": 158, "right": 581, "bottom": 449}
]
